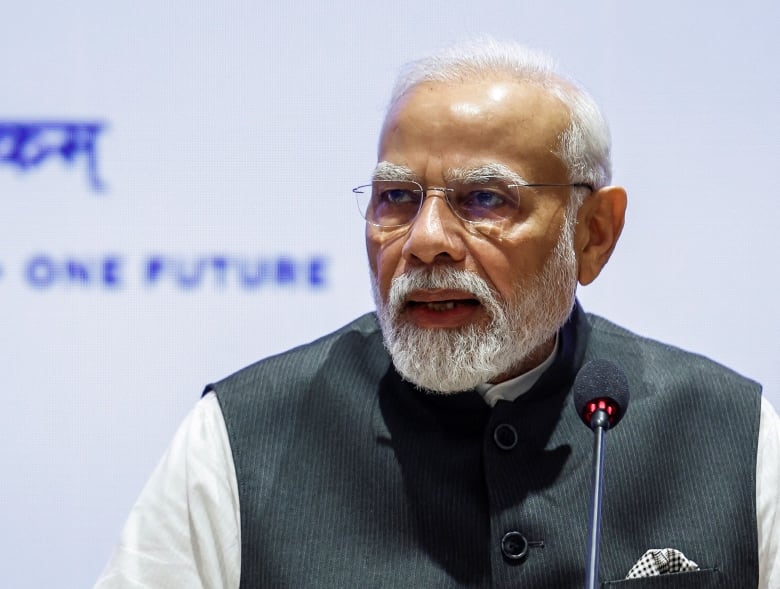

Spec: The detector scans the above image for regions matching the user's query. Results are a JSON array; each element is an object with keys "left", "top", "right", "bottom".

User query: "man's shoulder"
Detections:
[
  {"left": 259, "top": 311, "right": 382, "bottom": 366},
  {"left": 207, "top": 312, "right": 386, "bottom": 397},
  {"left": 584, "top": 311, "right": 762, "bottom": 397}
]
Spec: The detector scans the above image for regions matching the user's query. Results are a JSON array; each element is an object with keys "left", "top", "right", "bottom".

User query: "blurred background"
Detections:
[{"left": 1, "top": 1, "right": 777, "bottom": 586}]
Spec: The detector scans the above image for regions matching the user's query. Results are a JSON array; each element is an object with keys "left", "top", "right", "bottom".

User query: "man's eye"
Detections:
[
  {"left": 464, "top": 190, "right": 506, "bottom": 210},
  {"left": 380, "top": 189, "right": 417, "bottom": 204}
]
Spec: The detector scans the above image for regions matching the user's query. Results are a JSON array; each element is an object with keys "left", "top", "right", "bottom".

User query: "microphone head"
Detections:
[{"left": 573, "top": 359, "right": 630, "bottom": 430}]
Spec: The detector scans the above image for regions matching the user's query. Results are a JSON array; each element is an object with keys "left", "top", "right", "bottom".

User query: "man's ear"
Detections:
[{"left": 575, "top": 186, "right": 627, "bottom": 285}]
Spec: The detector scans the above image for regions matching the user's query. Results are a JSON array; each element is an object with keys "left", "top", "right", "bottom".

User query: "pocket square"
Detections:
[{"left": 626, "top": 548, "right": 700, "bottom": 579}]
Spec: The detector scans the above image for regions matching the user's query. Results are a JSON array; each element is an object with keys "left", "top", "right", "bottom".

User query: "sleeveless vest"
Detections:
[{"left": 208, "top": 304, "right": 761, "bottom": 588}]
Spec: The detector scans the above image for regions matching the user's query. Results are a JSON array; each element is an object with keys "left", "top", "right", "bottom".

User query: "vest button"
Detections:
[
  {"left": 493, "top": 423, "right": 518, "bottom": 450},
  {"left": 501, "top": 531, "right": 529, "bottom": 561}
]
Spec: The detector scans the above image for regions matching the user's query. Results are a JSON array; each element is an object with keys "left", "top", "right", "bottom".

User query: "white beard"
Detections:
[{"left": 372, "top": 214, "right": 579, "bottom": 393}]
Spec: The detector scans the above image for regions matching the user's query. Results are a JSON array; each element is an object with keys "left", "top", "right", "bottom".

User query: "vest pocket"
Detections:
[{"left": 602, "top": 568, "right": 722, "bottom": 587}]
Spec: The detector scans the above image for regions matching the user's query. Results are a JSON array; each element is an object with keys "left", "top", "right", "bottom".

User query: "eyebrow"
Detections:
[
  {"left": 446, "top": 163, "right": 528, "bottom": 186},
  {"left": 372, "top": 161, "right": 528, "bottom": 186},
  {"left": 372, "top": 162, "right": 416, "bottom": 181}
]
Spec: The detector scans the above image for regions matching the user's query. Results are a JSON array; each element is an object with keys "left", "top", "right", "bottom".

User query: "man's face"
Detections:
[{"left": 367, "top": 79, "right": 582, "bottom": 390}]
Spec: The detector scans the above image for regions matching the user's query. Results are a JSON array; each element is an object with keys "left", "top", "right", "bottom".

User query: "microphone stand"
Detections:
[{"left": 585, "top": 409, "right": 610, "bottom": 589}]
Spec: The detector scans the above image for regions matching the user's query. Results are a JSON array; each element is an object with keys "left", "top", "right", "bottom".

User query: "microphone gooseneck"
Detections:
[{"left": 573, "top": 359, "right": 630, "bottom": 589}]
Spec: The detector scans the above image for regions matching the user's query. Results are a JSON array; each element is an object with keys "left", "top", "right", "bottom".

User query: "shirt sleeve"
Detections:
[
  {"left": 758, "top": 395, "right": 780, "bottom": 589},
  {"left": 94, "top": 392, "right": 241, "bottom": 589}
]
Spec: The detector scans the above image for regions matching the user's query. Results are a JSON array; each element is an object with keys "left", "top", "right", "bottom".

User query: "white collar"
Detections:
[{"left": 474, "top": 336, "right": 559, "bottom": 407}]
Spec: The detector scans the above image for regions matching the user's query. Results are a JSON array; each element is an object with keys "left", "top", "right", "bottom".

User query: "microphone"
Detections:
[
  {"left": 573, "top": 359, "right": 630, "bottom": 589},
  {"left": 574, "top": 358, "right": 630, "bottom": 431}
]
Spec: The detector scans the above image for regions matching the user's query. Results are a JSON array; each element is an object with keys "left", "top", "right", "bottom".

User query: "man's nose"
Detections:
[{"left": 401, "top": 190, "right": 467, "bottom": 265}]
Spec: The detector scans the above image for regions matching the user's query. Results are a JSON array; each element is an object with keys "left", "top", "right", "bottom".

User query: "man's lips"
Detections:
[
  {"left": 406, "top": 299, "right": 480, "bottom": 310},
  {"left": 402, "top": 289, "right": 483, "bottom": 327},
  {"left": 406, "top": 299, "right": 479, "bottom": 311},
  {"left": 403, "top": 289, "right": 480, "bottom": 305}
]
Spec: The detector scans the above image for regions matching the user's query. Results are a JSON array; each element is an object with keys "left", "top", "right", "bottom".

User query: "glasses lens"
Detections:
[
  {"left": 448, "top": 177, "right": 521, "bottom": 223},
  {"left": 355, "top": 180, "right": 423, "bottom": 227}
]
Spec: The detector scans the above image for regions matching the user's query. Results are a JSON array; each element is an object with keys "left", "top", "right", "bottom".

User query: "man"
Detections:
[{"left": 96, "top": 40, "right": 779, "bottom": 588}]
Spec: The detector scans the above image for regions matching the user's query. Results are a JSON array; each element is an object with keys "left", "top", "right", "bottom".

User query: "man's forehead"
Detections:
[
  {"left": 395, "top": 77, "right": 566, "bottom": 115},
  {"left": 384, "top": 78, "right": 571, "bottom": 148},
  {"left": 378, "top": 78, "right": 571, "bottom": 183}
]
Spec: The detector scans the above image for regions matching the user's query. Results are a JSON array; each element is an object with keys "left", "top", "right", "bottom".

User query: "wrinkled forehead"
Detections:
[
  {"left": 378, "top": 79, "right": 572, "bottom": 181},
  {"left": 385, "top": 77, "right": 570, "bottom": 135}
]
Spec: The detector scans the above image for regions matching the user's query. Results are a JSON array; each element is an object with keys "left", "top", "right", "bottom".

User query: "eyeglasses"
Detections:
[{"left": 352, "top": 178, "right": 593, "bottom": 229}]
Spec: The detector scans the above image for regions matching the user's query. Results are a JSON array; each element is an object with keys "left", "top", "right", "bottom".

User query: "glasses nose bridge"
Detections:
[{"left": 415, "top": 185, "right": 457, "bottom": 220}]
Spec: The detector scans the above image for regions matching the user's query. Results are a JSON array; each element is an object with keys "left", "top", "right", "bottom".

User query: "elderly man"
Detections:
[{"left": 96, "top": 40, "right": 779, "bottom": 588}]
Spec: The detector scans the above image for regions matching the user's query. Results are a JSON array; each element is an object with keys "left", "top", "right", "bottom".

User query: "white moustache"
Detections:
[{"left": 388, "top": 267, "right": 499, "bottom": 311}]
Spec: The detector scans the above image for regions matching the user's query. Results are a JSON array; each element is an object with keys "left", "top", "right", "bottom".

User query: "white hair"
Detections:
[{"left": 387, "top": 38, "right": 613, "bottom": 191}]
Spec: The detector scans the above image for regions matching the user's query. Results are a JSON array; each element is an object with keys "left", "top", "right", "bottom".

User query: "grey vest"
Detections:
[{"left": 208, "top": 304, "right": 761, "bottom": 588}]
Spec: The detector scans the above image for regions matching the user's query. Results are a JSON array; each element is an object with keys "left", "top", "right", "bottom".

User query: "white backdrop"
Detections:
[{"left": 1, "top": 1, "right": 778, "bottom": 587}]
